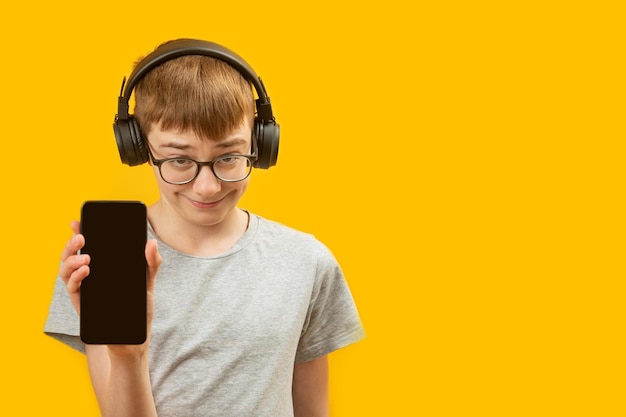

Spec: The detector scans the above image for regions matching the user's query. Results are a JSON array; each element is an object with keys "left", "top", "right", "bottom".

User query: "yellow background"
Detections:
[{"left": 1, "top": 0, "right": 624, "bottom": 415}]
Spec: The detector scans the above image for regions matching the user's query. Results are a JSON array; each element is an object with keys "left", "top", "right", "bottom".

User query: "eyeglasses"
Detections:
[{"left": 147, "top": 148, "right": 257, "bottom": 184}]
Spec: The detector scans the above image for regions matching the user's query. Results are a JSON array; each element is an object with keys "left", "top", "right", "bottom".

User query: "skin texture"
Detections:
[{"left": 57, "top": 121, "right": 329, "bottom": 417}]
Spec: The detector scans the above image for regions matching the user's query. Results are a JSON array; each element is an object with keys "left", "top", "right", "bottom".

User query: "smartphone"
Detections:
[{"left": 80, "top": 200, "right": 147, "bottom": 344}]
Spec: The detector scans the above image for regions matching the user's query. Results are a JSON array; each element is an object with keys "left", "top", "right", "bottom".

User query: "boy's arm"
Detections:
[
  {"left": 84, "top": 238, "right": 161, "bottom": 417},
  {"left": 292, "top": 355, "right": 329, "bottom": 417},
  {"left": 86, "top": 345, "right": 110, "bottom": 408},
  {"left": 87, "top": 238, "right": 161, "bottom": 417},
  {"left": 62, "top": 225, "right": 162, "bottom": 417},
  {"left": 87, "top": 344, "right": 157, "bottom": 417}
]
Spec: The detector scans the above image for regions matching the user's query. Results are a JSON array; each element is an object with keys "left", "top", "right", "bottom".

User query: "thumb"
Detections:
[{"left": 145, "top": 239, "right": 162, "bottom": 293}]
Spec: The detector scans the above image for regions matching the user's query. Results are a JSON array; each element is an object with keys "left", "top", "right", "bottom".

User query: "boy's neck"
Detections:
[{"left": 147, "top": 202, "right": 250, "bottom": 257}]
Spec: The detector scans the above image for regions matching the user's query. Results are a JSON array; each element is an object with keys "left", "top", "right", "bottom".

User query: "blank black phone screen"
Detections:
[{"left": 80, "top": 200, "right": 147, "bottom": 344}]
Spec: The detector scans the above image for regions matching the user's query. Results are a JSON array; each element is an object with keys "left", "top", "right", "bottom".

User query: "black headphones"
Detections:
[{"left": 113, "top": 39, "right": 280, "bottom": 169}]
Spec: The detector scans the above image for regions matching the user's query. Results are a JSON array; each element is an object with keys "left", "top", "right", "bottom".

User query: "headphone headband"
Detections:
[{"left": 117, "top": 39, "right": 274, "bottom": 122}]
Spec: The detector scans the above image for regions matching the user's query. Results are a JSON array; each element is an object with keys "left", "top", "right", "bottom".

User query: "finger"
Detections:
[
  {"left": 66, "top": 264, "right": 90, "bottom": 295},
  {"left": 59, "top": 253, "right": 90, "bottom": 285},
  {"left": 65, "top": 264, "right": 90, "bottom": 315},
  {"left": 70, "top": 220, "right": 80, "bottom": 235},
  {"left": 145, "top": 239, "right": 162, "bottom": 294},
  {"left": 60, "top": 232, "right": 85, "bottom": 263}
]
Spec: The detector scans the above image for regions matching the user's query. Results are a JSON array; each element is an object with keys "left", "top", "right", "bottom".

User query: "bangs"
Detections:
[{"left": 134, "top": 55, "right": 255, "bottom": 140}]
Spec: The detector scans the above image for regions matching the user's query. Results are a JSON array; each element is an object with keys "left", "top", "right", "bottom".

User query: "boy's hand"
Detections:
[
  {"left": 59, "top": 220, "right": 162, "bottom": 352},
  {"left": 59, "top": 220, "right": 89, "bottom": 315}
]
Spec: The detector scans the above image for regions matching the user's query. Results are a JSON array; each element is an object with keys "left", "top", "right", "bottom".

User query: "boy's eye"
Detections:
[
  {"left": 219, "top": 156, "right": 238, "bottom": 164},
  {"left": 170, "top": 158, "right": 195, "bottom": 168}
]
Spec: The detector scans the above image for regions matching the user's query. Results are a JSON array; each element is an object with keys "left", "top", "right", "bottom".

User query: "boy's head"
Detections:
[{"left": 114, "top": 39, "right": 279, "bottom": 168}]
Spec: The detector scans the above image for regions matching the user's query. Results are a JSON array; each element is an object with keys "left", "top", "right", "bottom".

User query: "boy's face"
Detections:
[{"left": 146, "top": 120, "right": 253, "bottom": 229}]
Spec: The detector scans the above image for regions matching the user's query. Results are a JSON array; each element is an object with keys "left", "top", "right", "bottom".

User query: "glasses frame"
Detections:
[{"left": 147, "top": 148, "right": 258, "bottom": 185}]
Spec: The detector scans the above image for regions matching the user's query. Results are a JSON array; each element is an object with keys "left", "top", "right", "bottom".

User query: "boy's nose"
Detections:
[{"left": 192, "top": 165, "right": 222, "bottom": 195}]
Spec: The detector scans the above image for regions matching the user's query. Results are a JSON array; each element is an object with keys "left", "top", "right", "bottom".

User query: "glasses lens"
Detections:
[
  {"left": 160, "top": 159, "right": 198, "bottom": 184},
  {"left": 213, "top": 156, "right": 252, "bottom": 181}
]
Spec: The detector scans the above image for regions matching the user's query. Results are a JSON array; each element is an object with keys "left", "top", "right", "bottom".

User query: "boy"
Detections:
[{"left": 44, "top": 38, "right": 364, "bottom": 417}]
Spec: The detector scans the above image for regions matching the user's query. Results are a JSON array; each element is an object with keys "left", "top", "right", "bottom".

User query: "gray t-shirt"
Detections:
[{"left": 44, "top": 213, "right": 365, "bottom": 417}]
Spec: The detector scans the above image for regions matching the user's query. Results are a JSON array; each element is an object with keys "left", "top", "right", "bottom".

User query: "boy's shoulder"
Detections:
[
  {"left": 250, "top": 213, "right": 341, "bottom": 272},
  {"left": 251, "top": 213, "right": 332, "bottom": 255}
]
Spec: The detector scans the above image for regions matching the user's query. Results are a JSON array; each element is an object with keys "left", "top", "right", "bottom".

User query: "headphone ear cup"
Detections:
[
  {"left": 130, "top": 118, "right": 149, "bottom": 165},
  {"left": 113, "top": 119, "right": 133, "bottom": 165},
  {"left": 253, "top": 118, "right": 280, "bottom": 169},
  {"left": 113, "top": 116, "right": 148, "bottom": 166}
]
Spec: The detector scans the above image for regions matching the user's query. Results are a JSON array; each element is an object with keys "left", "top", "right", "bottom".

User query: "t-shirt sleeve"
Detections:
[
  {"left": 295, "top": 243, "right": 365, "bottom": 363},
  {"left": 43, "top": 275, "right": 85, "bottom": 354}
]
